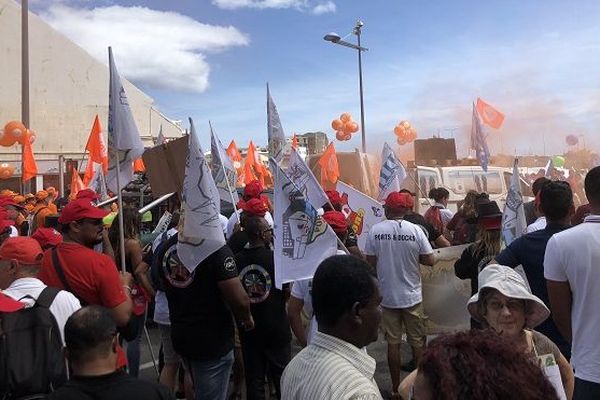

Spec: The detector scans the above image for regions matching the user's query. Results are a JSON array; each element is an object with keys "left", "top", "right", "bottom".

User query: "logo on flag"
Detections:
[
  {"left": 471, "top": 102, "right": 491, "bottom": 172},
  {"left": 338, "top": 181, "right": 385, "bottom": 251},
  {"left": 502, "top": 158, "right": 527, "bottom": 245},
  {"left": 267, "top": 84, "right": 286, "bottom": 163},
  {"left": 378, "top": 142, "right": 406, "bottom": 201},
  {"left": 287, "top": 147, "right": 329, "bottom": 210}
]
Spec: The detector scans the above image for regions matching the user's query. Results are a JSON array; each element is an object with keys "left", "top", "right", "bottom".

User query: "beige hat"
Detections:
[{"left": 467, "top": 264, "right": 550, "bottom": 329}]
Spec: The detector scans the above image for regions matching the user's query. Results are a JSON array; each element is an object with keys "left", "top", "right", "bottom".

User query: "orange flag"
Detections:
[
  {"left": 22, "top": 139, "right": 38, "bottom": 182},
  {"left": 226, "top": 140, "right": 242, "bottom": 162},
  {"left": 85, "top": 115, "right": 109, "bottom": 173},
  {"left": 318, "top": 143, "right": 340, "bottom": 187},
  {"left": 83, "top": 160, "right": 95, "bottom": 186},
  {"left": 133, "top": 158, "right": 146, "bottom": 172},
  {"left": 292, "top": 134, "right": 298, "bottom": 150},
  {"left": 69, "top": 167, "right": 85, "bottom": 198},
  {"left": 476, "top": 97, "right": 505, "bottom": 129},
  {"left": 243, "top": 160, "right": 257, "bottom": 185}
]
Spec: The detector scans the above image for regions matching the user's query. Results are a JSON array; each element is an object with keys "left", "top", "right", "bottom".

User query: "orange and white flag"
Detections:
[
  {"left": 318, "top": 143, "right": 340, "bottom": 187},
  {"left": 476, "top": 97, "right": 505, "bottom": 129},
  {"left": 85, "top": 115, "right": 109, "bottom": 174}
]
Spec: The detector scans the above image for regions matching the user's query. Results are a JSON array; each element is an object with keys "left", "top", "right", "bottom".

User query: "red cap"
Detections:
[
  {"left": 242, "top": 198, "right": 268, "bottom": 217},
  {"left": 0, "top": 292, "right": 24, "bottom": 312},
  {"left": 243, "top": 180, "right": 263, "bottom": 200},
  {"left": 76, "top": 189, "right": 100, "bottom": 201},
  {"left": 0, "top": 237, "right": 44, "bottom": 265},
  {"left": 0, "top": 208, "right": 13, "bottom": 234},
  {"left": 322, "top": 210, "right": 348, "bottom": 234},
  {"left": 31, "top": 227, "right": 63, "bottom": 249},
  {"left": 0, "top": 195, "right": 25, "bottom": 210},
  {"left": 384, "top": 192, "right": 414, "bottom": 210},
  {"left": 479, "top": 216, "right": 502, "bottom": 231},
  {"left": 58, "top": 198, "right": 109, "bottom": 224},
  {"left": 325, "top": 190, "right": 343, "bottom": 208}
]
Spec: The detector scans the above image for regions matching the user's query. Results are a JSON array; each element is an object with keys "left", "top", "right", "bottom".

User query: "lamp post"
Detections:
[{"left": 324, "top": 21, "right": 368, "bottom": 153}]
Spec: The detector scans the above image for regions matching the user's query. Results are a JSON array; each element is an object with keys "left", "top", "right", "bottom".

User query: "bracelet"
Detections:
[{"left": 122, "top": 285, "right": 132, "bottom": 294}]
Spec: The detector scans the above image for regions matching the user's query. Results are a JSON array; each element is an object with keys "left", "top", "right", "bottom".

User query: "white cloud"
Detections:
[
  {"left": 40, "top": 5, "right": 249, "bottom": 93},
  {"left": 212, "top": 0, "right": 336, "bottom": 14},
  {"left": 311, "top": 1, "right": 336, "bottom": 15}
]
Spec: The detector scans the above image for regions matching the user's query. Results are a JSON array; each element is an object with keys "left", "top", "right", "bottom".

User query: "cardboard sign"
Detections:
[{"left": 142, "top": 136, "right": 188, "bottom": 196}]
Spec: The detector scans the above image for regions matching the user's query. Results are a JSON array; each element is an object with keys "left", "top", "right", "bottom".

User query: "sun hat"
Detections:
[{"left": 467, "top": 264, "right": 550, "bottom": 329}]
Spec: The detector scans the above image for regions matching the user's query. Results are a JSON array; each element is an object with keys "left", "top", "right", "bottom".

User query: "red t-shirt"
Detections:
[{"left": 39, "top": 241, "right": 128, "bottom": 368}]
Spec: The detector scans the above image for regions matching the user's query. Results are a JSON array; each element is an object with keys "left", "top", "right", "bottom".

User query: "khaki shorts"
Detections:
[{"left": 381, "top": 303, "right": 426, "bottom": 348}]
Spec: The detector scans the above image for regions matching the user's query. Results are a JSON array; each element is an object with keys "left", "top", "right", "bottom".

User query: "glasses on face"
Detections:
[
  {"left": 487, "top": 299, "right": 525, "bottom": 312},
  {"left": 78, "top": 218, "right": 104, "bottom": 226}
]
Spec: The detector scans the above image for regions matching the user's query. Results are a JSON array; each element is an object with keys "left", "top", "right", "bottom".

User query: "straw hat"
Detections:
[{"left": 467, "top": 264, "right": 550, "bottom": 329}]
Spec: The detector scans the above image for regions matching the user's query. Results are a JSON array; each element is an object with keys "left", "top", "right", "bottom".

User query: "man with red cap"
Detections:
[
  {"left": 0, "top": 196, "right": 26, "bottom": 237},
  {"left": 364, "top": 191, "right": 435, "bottom": 398},
  {"left": 38, "top": 198, "right": 133, "bottom": 368},
  {"left": 226, "top": 180, "right": 273, "bottom": 240},
  {"left": 76, "top": 189, "right": 100, "bottom": 202},
  {"left": 0, "top": 237, "right": 80, "bottom": 343},
  {"left": 234, "top": 203, "right": 290, "bottom": 400},
  {"left": 32, "top": 227, "right": 63, "bottom": 250}
]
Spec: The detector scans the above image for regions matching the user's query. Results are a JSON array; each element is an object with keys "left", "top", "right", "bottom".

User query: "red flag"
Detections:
[
  {"left": 83, "top": 160, "right": 94, "bottom": 186},
  {"left": 133, "top": 158, "right": 146, "bottom": 172},
  {"left": 476, "top": 98, "right": 505, "bottom": 129},
  {"left": 22, "top": 139, "right": 38, "bottom": 183},
  {"left": 243, "top": 160, "right": 257, "bottom": 185},
  {"left": 69, "top": 167, "right": 85, "bottom": 199},
  {"left": 85, "top": 115, "right": 109, "bottom": 173},
  {"left": 246, "top": 141, "right": 269, "bottom": 186},
  {"left": 292, "top": 134, "right": 298, "bottom": 150},
  {"left": 318, "top": 143, "right": 340, "bottom": 187},
  {"left": 226, "top": 140, "right": 243, "bottom": 162}
]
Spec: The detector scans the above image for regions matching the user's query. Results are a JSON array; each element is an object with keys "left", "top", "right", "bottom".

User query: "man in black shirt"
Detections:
[
  {"left": 47, "top": 306, "right": 173, "bottom": 400},
  {"left": 234, "top": 213, "right": 291, "bottom": 400},
  {"left": 154, "top": 234, "right": 254, "bottom": 400}
]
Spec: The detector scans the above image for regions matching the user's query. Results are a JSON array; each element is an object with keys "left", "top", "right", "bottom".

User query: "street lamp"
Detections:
[{"left": 324, "top": 21, "right": 368, "bottom": 153}]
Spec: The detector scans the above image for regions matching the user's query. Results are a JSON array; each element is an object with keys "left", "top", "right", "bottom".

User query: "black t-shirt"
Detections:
[
  {"left": 46, "top": 371, "right": 174, "bottom": 400},
  {"left": 404, "top": 213, "right": 440, "bottom": 241},
  {"left": 227, "top": 230, "right": 249, "bottom": 254},
  {"left": 155, "top": 235, "right": 239, "bottom": 361},
  {"left": 234, "top": 246, "right": 291, "bottom": 345}
]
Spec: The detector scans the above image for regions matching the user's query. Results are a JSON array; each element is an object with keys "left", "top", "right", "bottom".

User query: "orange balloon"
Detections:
[
  {"left": 347, "top": 121, "right": 359, "bottom": 133},
  {"left": 335, "top": 131, "right": 346, "bottom": 141},
  {"left": 0, "top": 129, "right": 17, "bottom": 147},
  {"left": 343, "top": 132, "right": 352, "bottom": 141},
  {"left": 409, "top": 128, "right": 417, "bottom": 140},
  {"left": 331, "top": 119, "right": 344, "bottom": 131},
  {"left": 401, "top": 120, "right": 411, "bottom": 129},
  {"left": 0, "top": 162, "right": 15, "bottom": 179},
  {"left": 340, "top": 113, "right": 352, "bottom": 123},
  {"left": 4, "top": 121, "right": 26, "bottom": 143},
  {"left": 397, "top": 137, "right": 408, "bottom": 146},
  {"left": 393, "top": 125, "right": 403, "bottom": 136}
]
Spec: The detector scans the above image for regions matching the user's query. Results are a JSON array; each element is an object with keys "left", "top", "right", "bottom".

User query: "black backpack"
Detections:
[{"left": 0, "top": 287, "right": 67, "bottom": 399}]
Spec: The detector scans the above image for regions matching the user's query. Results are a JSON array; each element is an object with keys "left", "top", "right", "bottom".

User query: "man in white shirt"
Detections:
[
  {"left": 0, "top": 236, "right": 80, "bottom": 343},
  {"left": 365, "top": 192, "right": 435, "bottom": 399},
  {"left": 281, "top": 255, "right": 383, "bottom": 399},
  {"left": 545, "top": 166, "right": 600, "bottom": 400}
]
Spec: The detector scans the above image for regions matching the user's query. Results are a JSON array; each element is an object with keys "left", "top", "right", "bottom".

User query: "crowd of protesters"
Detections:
[{"left": 0, "top": 164, "right": 599, "bottom": 400}]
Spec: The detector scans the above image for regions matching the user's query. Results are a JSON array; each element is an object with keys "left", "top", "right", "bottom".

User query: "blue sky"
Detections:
[{"left": 31, "top": 0, "right": 600, "bottom": 157}]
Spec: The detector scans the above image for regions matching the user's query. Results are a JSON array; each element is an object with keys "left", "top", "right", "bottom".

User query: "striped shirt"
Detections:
[{"left": 281, "top": 331, "right": 382, "bottom": 400}]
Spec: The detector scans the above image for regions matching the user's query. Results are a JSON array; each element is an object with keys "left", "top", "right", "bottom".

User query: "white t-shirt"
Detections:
[
  {"left": 435, "top": 203, "right": 454, "bottom": 229},
  {"left": 364, "top": 219, "right": 433, "bottom": 309},
  {"left": 4, "top": 277, "right": 81, "bottom": 344},
  {"left": 544, "top": 214, "right": 600, "bottom": 384},
  {"left": 226, "top": 210, "right": 273, "bottom": 240},
  {"left": 526, "top": 216, "right": 547, "bottom": 233}
]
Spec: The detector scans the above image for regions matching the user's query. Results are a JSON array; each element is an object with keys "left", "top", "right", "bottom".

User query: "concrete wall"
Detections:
[{"left": 0, "top": 0, "right": 182, "bottom": 172}]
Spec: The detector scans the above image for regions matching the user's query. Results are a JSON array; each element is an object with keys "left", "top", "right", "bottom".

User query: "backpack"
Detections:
[
  {"left": 424, "top": 206, "right": 444, "bottom": 234},
  {"left": 0, "top": 287, "right": 67, "bottom": 399}
]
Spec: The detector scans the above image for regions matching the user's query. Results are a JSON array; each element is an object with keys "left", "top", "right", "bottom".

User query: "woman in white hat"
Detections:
[
  {"left": 400, "top": 264, "right": 574, "bottom": 399},
  {"left": 466, "top": 264, "right": 574, "bottom": 399}
]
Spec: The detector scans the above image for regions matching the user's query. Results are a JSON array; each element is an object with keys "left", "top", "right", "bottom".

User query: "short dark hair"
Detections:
[
  {"left": 585, "top": 166, "right": 600, "bottom": 205},
  {"left": 429, "top": 187, "right": 449, "bottom": 202},
  {"left": 65, "top": 306, "right": 117, "bottom": 363},
  {"left": 540, "top": 181, "right": 573, "bottom": 221},
  {"left": 312, "top": 255, "right": 375, "bottom": 326},
  {"left": 242, "top": 215, "right": 267, "bottom": 239},
  {"left": 531, "top": 177, "right": 550, "bottom": 196}
]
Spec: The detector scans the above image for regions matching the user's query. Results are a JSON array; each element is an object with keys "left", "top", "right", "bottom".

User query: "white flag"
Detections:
[
  {"left": 502, "top": 158, "right": 527, "bottom": 245},
  {"left": 337, "top": 181, "right": 385, "bottom": 251},
  {"left": 106, "top": 47, "right": 145, "bottom": 193},
  {"left": 267, "top": 84, "right": 286, "bottom": 163},
  {"left": 154, "top": 125, "right": 166, "bottom": 146},
  {"left": 287, "top": 147, "right": 330, "bottom": 210},
  {"left": 378, "top": 142, "right": 407, "bottom": 201},
  {"left": 210, "top": 122, "right": 239, "bottom": 206},
  {"left": 152, "top": 211, "right": 173, "bottom": 235},
  {"left": 88, "top": 163, "right": 109, "bottom": 201},
  {"left": 272, "top": 159, "right": 338, "bottom": 288},
  {"left": 177, "top": 118, "right": 225, "bottom": 272},
  {"left": 544, "top": 158, "right": 554, "bottom": 178}
]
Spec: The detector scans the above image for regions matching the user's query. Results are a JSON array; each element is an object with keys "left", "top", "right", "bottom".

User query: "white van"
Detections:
[{"left": 409, "top": 165, "right": 534, "bottom": 215}]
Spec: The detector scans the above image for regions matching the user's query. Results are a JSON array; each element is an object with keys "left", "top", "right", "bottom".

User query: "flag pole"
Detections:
[
  {"left": 210, "top": 121, "right": 240, "bottom": 223},
  {"left": 114, "top": 154, "right": 127, "bottom": 274}
]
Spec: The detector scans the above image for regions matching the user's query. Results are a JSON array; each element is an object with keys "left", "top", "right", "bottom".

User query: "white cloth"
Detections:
[
  {"left": 281, "top": 332, "right": 382, "bottom": 400},
  {"left": 364, "top": 219, "right": 433, "bottom": 308},
  {"left": 291, "top": 279, "right": 318, "bottom": 345},
  {"left": 226, "top": 209, "right": 273, "bottom": 240},
  {"left": 526, "top": 216, "right": 547, "bottom": 233},
  {"left": 544, "top": 215, "right": 600, "bottom": 384},
  {"left": 9, "top": 226, "right": 18, "bottom": 237},
  {"left": 4, "top": 277, "right": 81, "bottom": 344},
  {"left": 219, "top": 214, "right": 228, "bottom": 236},
  {"left": 435, "top": 203, "right": 454, "bottom": 229}
]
